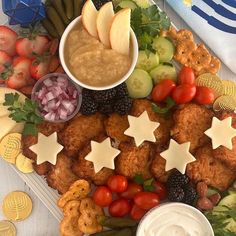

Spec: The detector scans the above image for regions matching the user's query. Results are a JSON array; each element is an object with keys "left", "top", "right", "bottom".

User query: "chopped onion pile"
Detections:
[{"left": 34, "top": 76, "right": 80, "bottom": 121}]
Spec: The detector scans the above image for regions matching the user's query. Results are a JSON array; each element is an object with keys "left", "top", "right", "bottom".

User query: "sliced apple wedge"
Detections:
[
  {"left": 110, "top": 8, "right": 131, "bottom": 56},
  {"left": 97, "top": 2, "right": 114, "bottom": 47},
  {"left": 82, "top": 0, "right": 98, "bottom": 38}
]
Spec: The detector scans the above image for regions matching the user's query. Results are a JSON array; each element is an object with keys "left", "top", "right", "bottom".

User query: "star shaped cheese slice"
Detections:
[
  {"left": 205, "top": 117, "right": 236, "bottom": 150},
  {"left": 85, "top": 138, "right": 120, "bottom": 173},
  {"left": 29, "top": 132, "right": 63, "bottom": 165},
  {"left": 160, "top": 139, "right": 196, "bottom": 174},
  {"left": 124, "top": 111, "right": 160, "bottom": 147}
]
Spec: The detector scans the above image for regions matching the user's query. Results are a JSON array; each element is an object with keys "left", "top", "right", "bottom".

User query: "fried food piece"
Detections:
[
  {"left": 72, "top": 143, "right": 114, "bottom": 185},
  {"left": 104, "top": 113, "right": 131, "bottom": 144},
  {"left": 213, "top": 112, "right": 236, "bottom": 170},
  {"left": 171, "top": 103, "right": 213, "bottom": 153},
  {"left": 47, "top": 152, "right": 79, "bottom": 194},
  {"left": 58, "top": 179, "right": 91, "bottom": 208},
  {"left": 151, "top": 153, "right": 172, "bottom": 182},
  {"left": 187, "top": 145, "right": 236, "bottom": 191},
  {"left": 115, "top": 142, "right": 154, "bottom": 180},
  {"left": 60, "top": 200, "right": 83, "bottom": 236},
  {"left": 22, "top": 122, "right": 66, "bottom": 175},
  {"left": 131, "top": 99, "right": 173, "bottom": 152},
  {"left": 60, "top": 113, "right": 105, "bottom": 157}
]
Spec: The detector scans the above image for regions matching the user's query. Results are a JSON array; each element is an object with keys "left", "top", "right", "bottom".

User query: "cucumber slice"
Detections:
[
  {"left": 136, "top": 51, "right": 159, "bottom": 72},
  {"left": 126, "top": 69, "right": 153, "bottom": 98},
  {"left": 152, "top": 37, "right": 175, "bottom": 62},
  {"left": 132, "top": 0, "right": 150, "bottom": 8},
  {"left": 150, "top": 64, "right": 177, "bottom": 84},
  {"left": 219, "top": 194, "right": 236, "bottom": 210},
  {"left": 118, "top": 0, "right": 137, "bottom": 10}
]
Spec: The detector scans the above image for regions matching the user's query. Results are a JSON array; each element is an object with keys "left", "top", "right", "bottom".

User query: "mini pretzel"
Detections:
[
  {"left": 60, "top": 200, "right": 83, "bottom": 236},
  {"left": 58, "top": 179, "right": 91, "bottom": 208}
]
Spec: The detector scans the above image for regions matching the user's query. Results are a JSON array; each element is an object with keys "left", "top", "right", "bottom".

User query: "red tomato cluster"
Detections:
[
  {"left": 92, "top": 175, "right": 167, "bottom": 221},
  {"left": 151, "top": 66, "right": 215, "bottom": 105}
]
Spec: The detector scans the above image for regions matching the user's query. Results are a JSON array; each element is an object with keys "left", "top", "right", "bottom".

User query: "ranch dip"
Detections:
[{"left": 137, "top": 203, "right": 214, "bottom": 236}]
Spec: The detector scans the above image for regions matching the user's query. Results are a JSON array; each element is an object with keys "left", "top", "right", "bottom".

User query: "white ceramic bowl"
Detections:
[
  {"left": 137, "top": 203, "right": 214, "bottom": 236},
  {"left": 59, "top": 16, "right": 138, "bottom": 91}
]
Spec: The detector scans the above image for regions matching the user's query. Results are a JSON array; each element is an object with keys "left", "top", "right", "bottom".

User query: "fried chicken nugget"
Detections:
[
  {"left": 130, "top": 99, "right": 173, "bottom": 152},
  {"left": 171, "top": 103, "right": 213, "bottom": 153},
  {"left": 47, "top": 152, "right": 79, "bottom": 194},
  {"left": 115, "top": 142, "right": 154, "bottom": 180},
  {"left": 72, "top": 143, "right": 114, "bottom": 185},
  {"left": 213, "top": 112, "right": 236, "bottom": 170},
  {"left": 60, "top": 113, "right": 105, "bottom": 157},
  {"left": 187, "top": 145, "right": 236, "bottom": 191},
  {"left": 104, "top": 113, "right": 132, "bottom": 144},
  {"left": 151, "top": 153, "right": 172, "bottom": 183}
]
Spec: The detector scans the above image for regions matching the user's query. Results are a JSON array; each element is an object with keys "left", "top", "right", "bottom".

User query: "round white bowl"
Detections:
[
  {"left": 59, "top": 16, "right": 138, "bottom": 91},
  {"left": 137, "top": 203, "right": 214, "bottom": 236}
]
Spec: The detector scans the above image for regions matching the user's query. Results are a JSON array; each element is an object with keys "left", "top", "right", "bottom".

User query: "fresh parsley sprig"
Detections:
[
  {"left": 152, "top": 97, "right": 175, "bottom": 114},
  {"left": 134, "top": 174, "right": 155, "bottom": 192},
  {"left": 3, "top": 93, "right": 43, "bottom": 136}
]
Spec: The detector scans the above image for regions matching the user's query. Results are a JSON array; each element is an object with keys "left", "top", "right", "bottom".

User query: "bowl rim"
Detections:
[
  {"left": 59, "top": 15, "right": 138, "bottom": 91},
  {"left": 136, "top": 202, "right": 214, "bottom": 236}
]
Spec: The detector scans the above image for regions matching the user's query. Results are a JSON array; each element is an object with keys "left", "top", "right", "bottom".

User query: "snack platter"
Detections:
[{"left": 1, "top": 0, "right": 236, "bottom": 235}]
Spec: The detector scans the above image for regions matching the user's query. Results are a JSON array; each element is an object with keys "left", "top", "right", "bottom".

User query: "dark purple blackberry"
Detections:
[
  {"left": 114, "top": 97, "right": 133, "bottom": 115},
  {"left": 93, "top": 89, "right": 117, "bottom": 103},
  {"left": 183, "top": 184, "right": 197, "bottom": 205},
  {"left": 166, "top": 171, "right": 189, "bottom": 189},
  {"left": 115, "top": 83, "right": 129, "bottom": 99},
  {"left": 80, "top": 96, "right": 98, "bottom": 115},
  {"left": 92, "top": 0, "right": 112, "bottom": 9},
  {"left": 82, "top": 88, "right": 94, "bottom": 98},
  {"left": 98, "top": 101, "right": 114, "bottom": 114},
  {"left": 168, "top": 187, "right": 185, "bottom": 202}
]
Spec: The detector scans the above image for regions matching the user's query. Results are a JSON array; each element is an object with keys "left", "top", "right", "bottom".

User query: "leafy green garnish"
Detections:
[
  {"left": 152, "top": 97, "right": 175, "bottom": 114},
  {"left": 131, "top": 5, "right": 171, "bottom": 52},
  {"left": 3, "top": 93, "right": 43, "bottom": 136},
  {"left": 134, "top": 174, "right": 155, "bottom": 192}
]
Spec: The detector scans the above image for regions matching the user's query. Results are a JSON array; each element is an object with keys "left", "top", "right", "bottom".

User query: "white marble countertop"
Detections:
[{"left": 0, "top": 1, "right": 235, "bottom": 236}]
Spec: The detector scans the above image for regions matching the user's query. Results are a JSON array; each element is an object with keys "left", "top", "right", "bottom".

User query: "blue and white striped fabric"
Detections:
[{"left": 166, "top": 0, "right": 236, "bottom": 74}]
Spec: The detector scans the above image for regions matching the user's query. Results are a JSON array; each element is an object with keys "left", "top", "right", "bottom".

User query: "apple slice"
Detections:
[
  {"left": 82, "top": 0, "right": 98, "bottom": 38},
  {"left": 110, "top": 8, "right": 131, "bottom": 56},
  {"left": 97, "top": 2, "right": 114, "bottom": 47}
]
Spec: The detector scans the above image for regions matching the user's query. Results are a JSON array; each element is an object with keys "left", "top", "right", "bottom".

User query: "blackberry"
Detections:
[
  {"left": 168, "top": 187, "right": 185, "bottom": 202},
  {"left": 115, "top": 83, "right": 129, "bottom": 99},
  {"left": 166, "top": 171, "right": 189, "bottom": 189},
  {"left": 93, "top": 89, "right": 117, "bottom": 103},
  {"left": 82, "top": 88, "right": 94, "bottom": 98},
  {"left": 80, "top": 96, "right": 98, "bottom": 115},
  {"left": 98, "top": 101, "right": 114, "bottom": 114},
  {"left": 92, "top": 0, "right": 111, "bottom": 9},
  {"left": 183, "top": 184, "right": 197, "bottom": 205},
  {"left": 114, "top": 97, "right": 133, "bottom": 115}
]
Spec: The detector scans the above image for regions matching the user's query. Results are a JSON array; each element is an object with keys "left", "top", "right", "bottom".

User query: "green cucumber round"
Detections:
[
  {"left": 132, "top": 0, "right": 150, "bottom": 8},
  {"left": 118, "top": 1, "right": 138, "bottom": 10},
  {"left": 126, "top": 69, "right": 153, "bottom": 98},
  {"left": 136, "top": 51, "right": 159, "bottom": 72}
]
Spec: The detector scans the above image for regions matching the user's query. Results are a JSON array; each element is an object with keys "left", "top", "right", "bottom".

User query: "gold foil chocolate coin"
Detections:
[
  {"left": 2, "top": 191, "right": 33, "bottom": 221},
  {"left": 15, "top": 153, "right": 34, "bottom": 174},
  {"left": 222, "top": 80, "right": 236, "bottom": 97},
  {"left": 213, "top": 95, "right": 236, "bottom": 112},
  {"left": 0, "top": 220, "right": 16, "bottom": 236}
]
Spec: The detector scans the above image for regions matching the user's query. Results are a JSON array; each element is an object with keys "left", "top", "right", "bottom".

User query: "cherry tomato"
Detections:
[
  {"left": 172, "top": 84, "right": 196, "bottom": 104},
  {"left": 107, "top": 175, "right": 128, "bottom": 193},
  {"left": 151, "top": 79, "right": 176, "bottom": 102},
  {"left": 195, "top": 86, "right": 215, "bottom": 105},
  {"left": 134, "top": 192, "right": 160, "bottom": 210},
  {"left": 130, "top": 204, "right": 147, "bottom": 221},
  {"left": 153, "top": 182, "right": 167, "bottom": 200},
  {"left": 178, "top": 66, "right": 195, "bottom": 85},
  {"left": 109, "top": 198, "right": 131, "bottom": 217},
  {"left": 93, "top": 186, "right": 113, "bottom": 207},
  {"left": 119, "top": 182, "right": 143, "bottom": 199}
]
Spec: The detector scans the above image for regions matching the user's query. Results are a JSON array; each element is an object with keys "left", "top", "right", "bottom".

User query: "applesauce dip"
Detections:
[{"left": 64, "top": 22, "right": 132, "bottom": 87}]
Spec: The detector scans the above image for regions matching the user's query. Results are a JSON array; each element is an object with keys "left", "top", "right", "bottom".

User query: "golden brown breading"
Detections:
[
  {"left": 47, "top": 152, "right": 79, "bottom": 194},
  {"left": 213, "top": 112, "right": 236, "bottom": 170},
  {"left": 60, "top": 113, "right": 105, "bottom": 157},
  {"left": 72, "top": 143, "right": 114, "bottom": 185},
  {"left": 171, "top": 103, "right": 213, "bottom": 153},
  {"left": 130, "top": 99, "right": 173, "bottom": 152},
  {"left": 187, "top": 145, "right": 236, "bottom": 191},
  {"left": 104, "top": 113, "right": 131, "bottom": 144},
  {"left": 115, "top": 142, "right": 154, "bottom": 180},
  {"left": 150, "top": 153, "right": 172, "bottom": 183}
]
